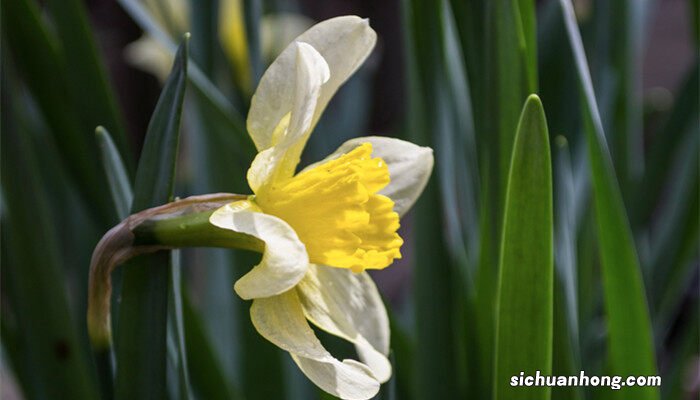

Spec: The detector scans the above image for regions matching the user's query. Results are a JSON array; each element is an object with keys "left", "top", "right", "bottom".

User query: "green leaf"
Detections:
[
  {"left": 598, "top": 1, "right": 647, "bottom": 193},
  {"left": 96, "top": 127, "right": 134, "bottom": 220},
  {"left": 182, "top": 291, "right": 241, "bottom": 400},
  {"left": 495, "top": 0, "right": 537, "bottom": 200},
  {"left": 44, "top": 0, "right": 133, "bottom": 170},
  {"left": 189, "top": 0, "right": 217, "bottom": 75},
  {"left": 115, "top": 35, "right": 189, "bottom": 400},
  {"left": 168, "top": 252, "right": 193, "bottom": 400},
  {"left": 1, "top": 75, "right": 100, "bottom": 400},
  {"left": 94, "top": 126, "right": 133, "bottom": 398},
  {"left": 517, "top": 0, "right": 538, "bottom": 92},
  {"left": 402, "top": 1, "right": 463, "bottom": 398},
  {"left": 242, "top": 0, "right": 263, "bottom": 87},
  {"left": 0, "top": 0, "right": 117, "bottom": 226},
  {"left": 117, "top": 0, "right": 256, "bottom": 161},
  {"left": 494, "top": 95, "right": 553, "bottom": 400},
  {"left": 558, "top": 1, "right": 659, "bottom": 398}
]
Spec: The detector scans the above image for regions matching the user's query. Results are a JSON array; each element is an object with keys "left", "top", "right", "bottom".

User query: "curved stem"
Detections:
[{"left": 87, "top": 193, "right": 261, "bottom": 349}]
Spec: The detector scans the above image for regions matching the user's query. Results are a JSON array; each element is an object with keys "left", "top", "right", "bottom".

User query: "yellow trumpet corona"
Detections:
[{"left": 253, "top": 142, "right": 403, "bottom": 273}]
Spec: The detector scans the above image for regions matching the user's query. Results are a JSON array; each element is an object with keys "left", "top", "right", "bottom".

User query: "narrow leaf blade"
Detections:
[
  {"left": 96, "top": 127, "right": 134, "bottom": 220},
  {"left": 558, "top": 2, "right": 659, "bottom": 398},
  {"left": 494, "top": 95, "right": 553, "bottom": 400},
  {"left": 115, "top": 35, "right": 189, "bottom": 400}
]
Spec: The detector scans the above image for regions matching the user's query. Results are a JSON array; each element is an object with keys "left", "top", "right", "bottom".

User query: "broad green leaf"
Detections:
[
  {"left": 558, "top": 1, "right": 659, "bottom": 398},
  {"left": 494, "top": 95, "right": 553, "bottom": 400},
  {"left": 45, "top": 0, "right": 133, "bottom": 170},
  {"left": 1, "top": 78, "right": 99, "bottom": 400},
  {"left": 115, "top": 36, "right": 189, "bottom": 400}
]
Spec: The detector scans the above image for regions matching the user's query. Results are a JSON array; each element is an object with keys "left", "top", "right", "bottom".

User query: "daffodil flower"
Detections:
[
  {"left": 204, "top": 16, "right": 433, "bottom": 399},
  {"left": 88, "top": 15, "right": 432, "bottom": 400}
]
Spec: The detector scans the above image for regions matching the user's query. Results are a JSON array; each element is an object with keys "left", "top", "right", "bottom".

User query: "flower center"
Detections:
[{"left": 254, "top": 143, "right": 403, "bottom": 272}]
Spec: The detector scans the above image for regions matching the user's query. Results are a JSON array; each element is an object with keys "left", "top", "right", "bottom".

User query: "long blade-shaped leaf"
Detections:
[
  {"left": 558, "top": 2, "right": 658, "bottom": 398},
  {"left": 45, "top": 0, "right": 132, "bottom": 169},
  {"left": 115, "top": 35, "right": 189, "bottom": 400},
  {"left": 495, "top": 0, "right": 537, "bottom": 199},
  {"left": 1, "top": 0, "right": 117, "bottom": 226},
  {"left": 167, "top": 252, "right": 193, "bottom": 400},
  {"left": 96, "top": 127, "right": 134, "bottom": 221},
  {"left": 182, "top": 290, "right": 241, "bottom": 400},
  {"left": 402, "top": 0, "right": 462, "bottom": 398},
  {"left": 494, "top": 95, "right": 553, "bottom": 400},
  {"left": 1, "top": 73, "right": 100, "bottom": 400}
]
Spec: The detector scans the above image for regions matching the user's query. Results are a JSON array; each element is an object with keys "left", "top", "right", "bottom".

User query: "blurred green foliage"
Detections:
[{"left": 1, "top": 0, "right": 697, "bottom": 399}]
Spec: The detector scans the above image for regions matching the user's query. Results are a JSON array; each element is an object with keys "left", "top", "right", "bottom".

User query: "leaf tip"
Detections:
[{"left": 524, "top": 93, "right": 543, "bottom": 110}]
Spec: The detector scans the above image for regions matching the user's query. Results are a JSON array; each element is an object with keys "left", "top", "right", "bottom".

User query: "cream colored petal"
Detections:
[
  {"left": 248, "top": 16, "right": 377, "bottom": 151},
  {"left": 285, "top": 42, "right": 330, "bottom": 148},
  {"left": 246, "top": 42, "right": 329, "bottom": 192},
  {"left": 251, "top": 291, "right": 380, "bottom": 400},
  {"left": 209, "top": 200, "right": 308, "bottom": 299},
  {"left": 304, "top": 136, "right": 434, "bottom": 217},
  {"left": 296, "top": 264, "right": 391, "bottom": 382}
]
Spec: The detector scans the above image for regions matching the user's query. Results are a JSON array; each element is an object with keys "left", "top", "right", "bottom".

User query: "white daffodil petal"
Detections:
[
  {"left": 286, "top": 42, "right": 330, "bottom": 146},
  {"left": 209, "top": 201, "right": 308, "bottom": 299},
  {"left": 248, "top": 16, "right": 377, "bottom": 151},
  {"left": 292, "top": 356, "right": 379, "bottom": 400},
  {"left": 296, "top": 264, "right": 391, "bottom": 382},
  {"left": 251, "top": 291, "right": 380, "bottom": 400},
  {"left": 304, "top": 136, "right": 434, "bottom": 217},
  {"left": 246, "top": 42, "right": 329, "bottom": 192}
]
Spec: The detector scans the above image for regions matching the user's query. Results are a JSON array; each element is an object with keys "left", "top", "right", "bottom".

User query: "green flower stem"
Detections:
[
  {"left": 87, "top": 193, "right": 262, "bottom": 350},
  {"left": 133, "top": 209, "right": 264, "bottom": 252}
]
